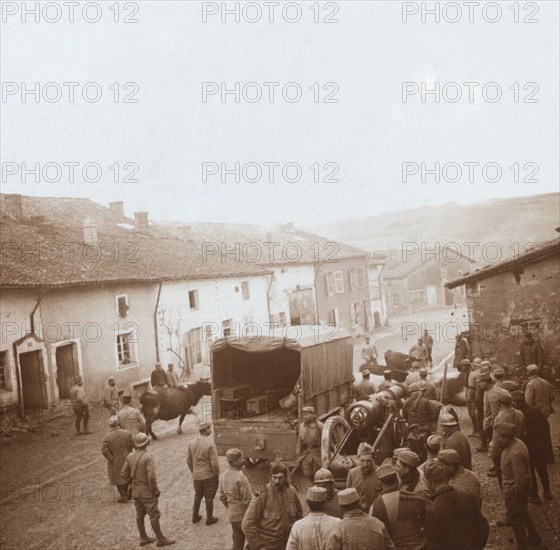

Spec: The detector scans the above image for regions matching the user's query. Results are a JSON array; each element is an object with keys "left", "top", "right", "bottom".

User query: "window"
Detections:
[
  {"left": 188, "top": 290, "right": 199, "bottom": 310},
  {"left": 409, "top": 289, "right": 426, "bottom": 305},
  {"left": 116, "top": 331, "right": 137, "bottom": 368},
  {"left": 326, "top": 271, "right": 344, "bottom": 296},
  {"left": 392, "top": 294, "right": 400, "bottom": 306},
  {"left": 371, "top": 275, "right": 381, "bottom": 300},
  {"left": 328, "top": 309, "right": 339, "bottom": 326},
  {"left": 241, "top": 281, "right": 250, "bottom": 300},
  {"left": 188, "top": 327, "right": 202, "bottom": 366},
  {"left": 116, "top": 294, "right": 129, "bottom": 317},
  {"left": 351, "top": 268, "right": 366, "bottom": 289},
  {"left": 0, "top": 351, "right": 7, "bottom": 390}
]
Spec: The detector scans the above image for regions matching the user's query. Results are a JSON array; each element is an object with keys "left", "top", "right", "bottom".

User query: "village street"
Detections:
[{"left": 0, "top": 307, "right": 558, "bottom": 550}]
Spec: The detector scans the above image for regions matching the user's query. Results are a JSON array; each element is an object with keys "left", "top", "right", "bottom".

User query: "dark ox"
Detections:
[{"left": 140, "top": 379, "right": 212, "bottom": 440}]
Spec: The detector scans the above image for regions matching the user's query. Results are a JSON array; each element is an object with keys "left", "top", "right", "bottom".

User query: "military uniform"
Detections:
[
  {"left": 451, "top": 467, "right": 481, "bottom": 510},
  {"left": 326, "top": 509, "right": 395, "bottom": 550},
  {"left": 287, "top": 512, "right": 340, "bottom": 550},
  {"left": 346, "top": 466, "right": 382, "bottom": 512},
  {"left": 220, "top": 464, "right": 252, "bottom": 550},
  {"left": 118, "top": 404, "right": 146, "bottom": 436},
  {"left": 441, "top": 427, "right": 472, "bottom": 470},
  {"left": 296, "top": 420, "right": 324, "bottom": 478},
  {"left": 122, "top": 448, "right": 161, "bottom": 521},
  {"left": 102, "top": 426, "right": 134, "bottom": 501},
  {"left": 354, "top": 378, "right": 376, "bottom": 399}
]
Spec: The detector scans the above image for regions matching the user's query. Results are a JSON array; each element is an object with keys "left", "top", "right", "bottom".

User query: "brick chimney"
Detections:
[
  {"left": 83, "top": 219, "right": 98, "bottom": 245},
  {"left": 4, "top": 194, "right": 24, "bottom": 222},
  {"left": 134, "top": 212, "right": 149, "bottom": 234},
  {"left": 108, "top": 201, "right": 124, "bottom": 217}
]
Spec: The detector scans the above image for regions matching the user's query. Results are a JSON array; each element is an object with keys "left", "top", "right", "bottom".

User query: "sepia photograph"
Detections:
[{"left": 0, "top": 1, "right": 559, "bottom": 549}]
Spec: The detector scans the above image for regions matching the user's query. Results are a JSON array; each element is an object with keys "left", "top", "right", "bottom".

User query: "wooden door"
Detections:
[
  {"left": 56, "top": 344, "right": 79, "bottom": 398},
  {"left": 20, "top": 351, "right": 47, "bottom": 409},
  {"left": 289, "top": 289, "right": 316, "bottom": 325}
]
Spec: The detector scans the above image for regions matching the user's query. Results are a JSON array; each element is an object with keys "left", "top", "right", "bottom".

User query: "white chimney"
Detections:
[
  {"left": 83, "top": 219, "right": 98, "bottom": 245},
  {"left": 134, "top": 212, "right": 149, "bottom": 234},
  {"left": 108, "top": 201, "right": 124, "bottom": 217}
]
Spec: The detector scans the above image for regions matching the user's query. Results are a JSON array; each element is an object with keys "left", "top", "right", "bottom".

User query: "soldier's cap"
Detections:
[
  {"left": 477, "top": 372, "right": 492, "bottom": 382},
  {"left": 439, "top": 412, "right": 458, "bottom": 426},
  {"left": 408, "top": 381, "right": 426, "bottom": 392},
  {"left": 526, "top": 364, "right": 538, "bottom": 374},
  {"left": 314, "top": 468, "right": 335, "bottom": 483},
  {"left": 226, "top": 448, "right": 243, "bottom": 462},
  {"left": 361, "top": 369, "right": 371, "bottom": 376},
  {"left": 473, "top": 358, "right": 482, "bottom": 366},
  {"left": 426, "top": 434, "right": 442, "bottom": 451},
  {"left": 493, "top": 368, "right": 505, "bottom": 377},
  {"left": 396, "top": 450, "right": 420, "bottom": 468},
  {"left": 302, "top": 406, "right": 315, "bottom": 414},
  {"left": 437, "top": 449, "right": 461, "bottom": 464},
  {"left": 167, "top": 363, "right": 174, "bottom": 368},
  {"left": 494, "top": 422, "right": 516, "bottom": 437},
  {"left": 497, "top": 392, "right": 513, "bottom": 405},
  {"left": 376, "top": 463, "right": 397, "bottom": 481},
  {"left": 108, "top": 376, "right": 115, "bottom": 381},
  {"left": 424, "top": 460, "right": 448, "bottom": 483},
  {"left": 357, "top": 442, "right": 374, "bottom": 456},
  {"left": 419, "top": 368, "right": 428, "bottom": 377},
  {"left": 460, "top": 359, "right": 471, "bottom": 366},
  {"left": 155, "top": 362, "right": 162, "bottom": 368},
  {"left": 358, "top": 363, "right": 371, "bottom": 373},
  {"left": 122, "top": 391, "right": 132, "bottom": 398},
  {"left": 109, "top": 415, "right": 120, "bottom": 427},
  {"left": 198, "top": 421, "right": 211, "bottom": 431},
  {"left": 337, "top": 488, "right": 360, "bottom": 506},
  {"left": 511, "top": 390, "right": 525, "bottom": 402},
  {"left": 134, "top": 432, "right": 150, "bottom": 448},
  {"left": 383, "top": 369, "right": 392, "bottom": 376},
  {"left": 307, "top": 486, "right": 327, "bottom": 502},
  {"left": 393, "top": 447, "right": 411, "bottom": 456},
  {"left": 411, "top": 361, "right": 421, "bottom": 368},
  {"left": 480, "top": 360, "right": 491, "bottom": 366},
  {"left": 479, "top": 366, "right": 491, "bottom": 375}
]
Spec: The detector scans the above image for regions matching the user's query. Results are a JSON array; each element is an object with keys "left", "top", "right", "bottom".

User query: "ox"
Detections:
[{"left": 140, "top": 379, "right": 212, "bottom": 440}]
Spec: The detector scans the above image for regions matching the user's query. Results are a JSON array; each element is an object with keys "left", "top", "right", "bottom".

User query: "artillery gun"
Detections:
[{"left": 320, "top": 385, "right": 408, "bottom": 481}]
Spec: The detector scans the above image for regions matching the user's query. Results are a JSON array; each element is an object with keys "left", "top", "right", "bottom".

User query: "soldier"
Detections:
[
  {"left": 494, "top": 422, "right": 541, "bottom": 549},
  {"left": 103, "top": 376, "right": 120, "bottom": 413},
  {"left": 491, "top": 392, "right": 526, "bottom": 483},
  {"left": 354, "top": 369, "right": 376, "bottom": 399},
  {"left": 360, "top": 337, "right": 378, "bottom": 366},
  {"left": 404, "top": 361, "right": 422, "bottom": 389},
  {"left": 314, "top": 468, "right": 343, "bottom": 519},
  {"left": 187, "top": 421, "right": 220, "bottom": 525},
  {"left": 394, "top": 450, "right": 429, "bottom": 499},
  {"left": 325, "top": 488, "right": 395, "bottom": 550},
  {"left": 150, "top": 362, "right": 167, "bottom": 391},
  {"left": 418, "top": 367, "right": 438, "bottom": 400},
  {"left": 378, "top": 369, "right": 394, "bottom": 392},
  {"left": 409, "top": 338, "right": 428, "bottom": 369},
  {"left": 404, "top": 382, "right": 442, "bottom": 434},
  {"left": 473, "top": 362, "right": 491, "bottom": 440},
  {"left": 371, "top": 463, "right": 426, "bottom": 550},
  {"left": 465, "top": 358, "right": 480, "bottom": 436},
  {"left": 118, "top": 392, "right": 146, "bottom": 435},
  {"left": 424, "top": 461, "right": 488, "bottom": 550},
  {"left": 476, "top": 371, "right": 510, "bottom": 455},
  {"left": 346, "top": 442, "right": 382, "bottom": 512},
  {"left": 219, "top": 448, "right": 253, "bottom": 550},
  {"left": 453, "top": 333, "right": 470, "bottom": 369},
  {"left": 286, "top": 486, "right": 341, "bottom": 550},
  {"left": 296, "top": 406, "right": 324, "bottom": 479},
  {"left": 164, "top": 363, "right": 180, "bottom": 388},
  {"left": 121, "top": 432, "right": 175, "bottom": 547},
  {"left": 437, "top": 449, "right": 481, "bottom": 510},
  {"left": 242, "top": 461, "right": 303, "bottom": 550},
  {"left": 519, "top": 333, "right": 544, "bottom": 369},
  {"left": 440, "top": 411, "right": 472, "bottom": 470},
  {"left": 419, "top": 434, "right": 442, "bottom": 475},
  {"left": 70, "top": 376, "right": 91, "bottom": 436},
  {"left": 492, "top": 367, "right": 507, "bottom": 389},
  {"left": 102, "top": 415, "right": 134, "bottom": 503},
  {"left": 422, "top": 328, "right": 434, "bottom": 367},
  {"left": 512, "top": 391, "right": 553, "bottom": 503}
]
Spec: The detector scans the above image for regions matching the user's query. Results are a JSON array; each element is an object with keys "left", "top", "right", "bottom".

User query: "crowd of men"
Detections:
[{"left": 68, "top": 344, "right": 556, "bottom": 550}]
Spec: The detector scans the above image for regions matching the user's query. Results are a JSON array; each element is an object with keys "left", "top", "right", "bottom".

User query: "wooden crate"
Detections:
[
  {"left": 246, "top": 395, "right": 267, "bottom": 416},
  {"left": 222, "top": 384, "right": 251, "bottom": 400}
]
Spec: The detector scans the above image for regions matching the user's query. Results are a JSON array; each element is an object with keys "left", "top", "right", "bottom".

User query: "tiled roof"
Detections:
[
  {"left": 0, "top": 197, "right": 271, "bottom": 288},
  {"left": 446, "top": 237, "right": 560, "bottom": 289},
  {"left": 157, "top": 222, "right": 370, "bottom": 265}
]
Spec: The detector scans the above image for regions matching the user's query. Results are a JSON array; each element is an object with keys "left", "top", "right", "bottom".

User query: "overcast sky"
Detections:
[{"left": 1, "top": 1, "right": 558, "bottom": 226}]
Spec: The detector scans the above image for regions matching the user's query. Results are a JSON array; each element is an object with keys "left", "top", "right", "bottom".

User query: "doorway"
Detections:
[
  {"left": 19, "top": 350, "right": 48, "bottom": 409},
  {"left": 426, "top": 285, "right": 437, "bottom": 306},
  {"left": 55, "top": 343, "right": 79, "bottom": 399}
]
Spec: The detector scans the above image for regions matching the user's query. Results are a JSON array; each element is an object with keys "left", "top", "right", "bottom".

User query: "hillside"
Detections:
[{"left": 308, "top": 193, "right": 560, "bottom": 264}]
